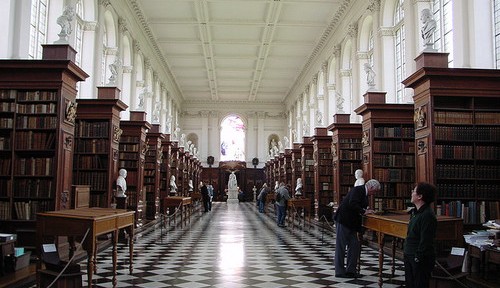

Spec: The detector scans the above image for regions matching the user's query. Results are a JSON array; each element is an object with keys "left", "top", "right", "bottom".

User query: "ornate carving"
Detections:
[
  {"left": 414, "top": 106, "right": 427, "bottom": 129},
  {"left": 331, "top": 143, "right": 337, "bottom": 157},
  {"left": 367, "top": 0, "right": 381, "bottom": 12},
  {"left": 417, "top": 139, "right": 427, "bottom": 154},
  {"left": 118, "top": 17, "right": 128, "bottom": 32},
  {"left": 362, "top": 130, "right": 370, "bottom": 147},
  {"left": 65, "top": 101, "right": 78, "bottom": 123},
  {"left": 83, "top": 21, "right": 98, "bottom": 31},
  {"left": 113, "top": 125, "right": 123, "bottom": 142},
  {"left": 347, "top": 23, "right": 358, "bottom": 38}
]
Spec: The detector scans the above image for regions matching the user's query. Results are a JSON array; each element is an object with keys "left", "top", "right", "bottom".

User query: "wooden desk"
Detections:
[
  {"left": 36, "top": 208, "right": 135, "bottom": 288},
  {"left": 163, "top": 196, "right": 192, "bottom": 227},
  {"left": 363, "top": 212, "right": 463, "bottom": 287},
  {"left": 287, "top": 198, "right": 311, "bottom": 230}
]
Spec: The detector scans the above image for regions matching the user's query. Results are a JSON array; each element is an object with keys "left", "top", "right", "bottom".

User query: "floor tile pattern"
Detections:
[{"left": 62, "top": 202, "right": 407, "bottom": 287}]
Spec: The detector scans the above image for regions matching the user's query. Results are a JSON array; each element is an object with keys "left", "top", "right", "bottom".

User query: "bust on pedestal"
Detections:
[{"left": 115, "top": 169, "right": 127, "bottom": 209}]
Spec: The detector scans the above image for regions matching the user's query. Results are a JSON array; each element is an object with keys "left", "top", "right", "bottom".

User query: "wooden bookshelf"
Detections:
[
  {"left": 327, "top": 114, "right": 362, "bottom": 206},
  {"left": 403, "top": 52, "right": 500, "bottom": 224},
  {"left": 119, "top": 111, "right": 151, "bottom": 227},
  {"left": 159, "top": 134, "right": 173, "bottom": 210},
  {"left": 73, "top": 87, "right": 127, "bottom": 208},
  {"left": 144, "top": 124, "right": 164, "bottom": 220},
  {"left": 300, "top": 137, "right": 315, "bottom": 218},
  {"left": 283, "top": 149, "right": 293, "bottom": 190},
  {"left": 0, "top": 44, "right": 88, "bottom": 249},
  {"left": 311, "top": 128, "right": 333, "bottom": 220},
  {"left": 355, "top": 92, "right": 415, "bottom": 212},
  {"left": 169, "top": 145, "right": 180, "bottom": 196}
]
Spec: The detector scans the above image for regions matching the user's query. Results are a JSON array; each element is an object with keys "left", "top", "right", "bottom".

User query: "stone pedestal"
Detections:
[{"left": 227, "top": 188, "right": 239, "bottom": 204}]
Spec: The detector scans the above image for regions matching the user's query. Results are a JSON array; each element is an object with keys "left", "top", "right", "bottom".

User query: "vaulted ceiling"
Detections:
[{"left": 134, "top": 0, "right": 348, "bottom": 105}]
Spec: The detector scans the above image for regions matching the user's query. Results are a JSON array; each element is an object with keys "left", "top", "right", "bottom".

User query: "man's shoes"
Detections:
[
  {"left": 335, "top": 274, "right": 350, "bottom": 278},
  {"left": 345, "top": 272, "right": 362, "bottom": 278},
  {"left": 278, "top": 224, "right": 285, "bottom": 227}
]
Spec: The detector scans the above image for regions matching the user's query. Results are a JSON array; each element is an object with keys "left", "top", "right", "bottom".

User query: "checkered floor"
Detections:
[{"left": 75, "top": 202, "right": 406, "bottom": 287}]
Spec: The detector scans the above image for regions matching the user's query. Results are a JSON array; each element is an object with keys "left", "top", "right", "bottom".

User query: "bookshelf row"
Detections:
[
  {"left": 0, "top": 90, "right": 58, "bottom": 102},
  {"left": 15, "top": 116, "right": 58, "bottom": 129},
  {"left": 74, "top": 155, "right": 109, "bottom": 170},
  {"left": 435, "top": 126, "right": 500, "bottom": 141},
  {"left": 12, "top": 178, "right": 53, "bottom": 198},
  {"left": 436, "top": 164, "right": 499, "bottom": 179},
  {"left": 15, "top": 157, "right": 53, "bottom": 176},
  {"left": 434, "top": 111, "right": 500, "bottom": 125},
  {"left": 73, "top": 171, "right": 109, "bottom": 192},
  {"left": 435, "top": 145, "right": 500, "bottom": 160},
  {"left": 436, "top": 200, "right": 499, "bottom": 225},
  {"left": 437, "top": 184, "right": 500, "bottom": 200},
  {"left": 373, "top": 168, "right": 414, "bottom": 182},
  {"left": 373, "top": 154, "right": 414, "bottom": 167},
  {"left": 75, "top": 139, "right": 110, "bottom": 153},
  {"left": 76, "top": 121, "right": 110, "bottom": 137},
  {"left": 14, "top": 131, "right": 55, "bottom": 150},
  {"left": 373, "top": 126, "right": 414, "bottom": 138},
  {"left": 0, "top": 200, "right": 52, "bottom": 220},
  {"left": 372, "top": 141, "right": 414, "bottom": 153}
]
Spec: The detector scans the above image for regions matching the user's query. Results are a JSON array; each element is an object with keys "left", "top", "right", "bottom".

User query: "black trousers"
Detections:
[{"left": 404, "top": 254, "right": 435, "bottom": 288}]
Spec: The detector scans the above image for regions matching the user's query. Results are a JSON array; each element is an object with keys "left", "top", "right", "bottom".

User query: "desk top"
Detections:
[
  {"left": 164, "top": 196, "right": 192, "bottom": 206},
  {"left": 37, "top": 208, "right": 134, "bottom": 220}
]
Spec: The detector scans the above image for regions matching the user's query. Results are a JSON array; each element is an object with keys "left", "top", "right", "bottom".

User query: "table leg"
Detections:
[
  {"left": 112, "top": 230, "right": 118, "bottom": 287},
  {"left": 377, "top": 232, "right": 384, "bottom": 288},
  {"left": 128, "top": 225, "right": 134, "bottom": 274},
  {"left": 391, "top": 239, "right": 396, "bottom": 279},
  {"left": 87, "top": 250, "right": 94, "bottom": 288}
]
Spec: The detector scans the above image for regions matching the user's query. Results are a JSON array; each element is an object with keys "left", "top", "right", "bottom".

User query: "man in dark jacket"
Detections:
[
  {"left": 404, "top": 182, "right": 437, "bottom": 288},
  {"left": 334, "top": 179, "right": 380, "bottom": 278},
  {"left": 200, "top": 181, "right": 210, "bottom": 212}
]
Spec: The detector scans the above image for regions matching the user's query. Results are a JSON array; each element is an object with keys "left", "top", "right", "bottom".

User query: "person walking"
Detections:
[
  {"left": 404, "top": 182, "right": 437, "bottom": 288},
  {"left": 257, "top": 183, "right": 269, "bottom": 213},
  {"left": 275, "top": 182, "right": 290, "bottom": 227},
  {"left": 334, "top": 179, "right": 381, "bottom": 278}
]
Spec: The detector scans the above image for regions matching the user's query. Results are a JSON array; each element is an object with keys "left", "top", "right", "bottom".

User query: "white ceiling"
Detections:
[{"left": 135, "top": 0, "right": 345, "bottom": 104}]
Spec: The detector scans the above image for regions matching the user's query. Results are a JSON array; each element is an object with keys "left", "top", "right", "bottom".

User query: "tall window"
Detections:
[
  {"left": 394, "top": 0, "right": 405, "bottom": 103},
  {"left": 495, "top": 0, "right": 500, "bottom": 68},
  {"left": 368, "top": 30, "right": 374, "bottom": 66},
  {"left": 433, "top": 0, "right": 454, "bottom": 66},
  {"left": 101, "top": 26, "right": 107, "bottom": 85},
  {"left": 29, "top": 0, "right": 49, "bottom": 59},
  {"left": 220, "top": 115, "right": 246, "bottom": 161}
]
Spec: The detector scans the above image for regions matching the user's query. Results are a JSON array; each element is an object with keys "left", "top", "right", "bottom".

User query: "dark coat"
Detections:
[
  {"left": 201, "top": 184, "right": 209, "bottom": 201},
  {"left": 334, "top": 185, "right": 368, "bottom": 232}
]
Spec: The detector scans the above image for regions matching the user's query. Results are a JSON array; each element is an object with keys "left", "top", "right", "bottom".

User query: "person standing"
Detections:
[
  {"left": 404, "top": 182, "right": 437, "bottom": 288},
  {"left": 207, "top": 183, "right": 214, "bottom": 211},
  {"left": 257, "top": 183, "right": 269, "bottom": 213},
  {"left": 334, "top": 179, "right": 381, "bottom": 278},
  {"left": 200, "top": 181, "right": 210, "bottom": 212},
  {"left": 275, "top": 182, "right": 290, "bottom": 227}
]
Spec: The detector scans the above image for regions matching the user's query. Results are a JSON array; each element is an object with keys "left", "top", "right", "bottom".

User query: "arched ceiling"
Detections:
[{"left": 132, "top": 0, "right": 349, "bottom": 105}]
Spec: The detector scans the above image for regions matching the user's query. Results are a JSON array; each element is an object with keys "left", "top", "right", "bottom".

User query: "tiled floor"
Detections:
[{"left": 79, "top": 202, "right": 406, "bottom": 287}]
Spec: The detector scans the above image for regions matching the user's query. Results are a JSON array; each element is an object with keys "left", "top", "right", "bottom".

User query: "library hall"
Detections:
[{"left": 0, "top": 0, "right": 499, "bottom": 287}]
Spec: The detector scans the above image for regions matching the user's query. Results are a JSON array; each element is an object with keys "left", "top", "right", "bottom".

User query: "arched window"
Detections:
[
  {"left": 220, "top": 115, "right": 246, "bottom": 161},
  {"left": 74, "top": 0, "right": 84, "bottom": 67},
  {"left": 29, "top": 0, "right": 49, "bottom": 59},
  {"left": 394, "top": 0, "right": 405, "bottom": 103}
]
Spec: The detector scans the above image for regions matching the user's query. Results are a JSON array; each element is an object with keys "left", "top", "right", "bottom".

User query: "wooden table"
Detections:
[
  {"left": 363, "top": 212, "right": 463, "bottom": 287},
  {"left": 164, "top": 196, "right": 192, "bottom": 227},
  {"left": 287, "top": 198, "right": 311, "bottom": 230},
  {"left": 36, "top": 208, "right": 135, "bottom": 288}
]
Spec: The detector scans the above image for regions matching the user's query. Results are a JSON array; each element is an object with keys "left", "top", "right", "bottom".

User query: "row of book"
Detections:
[
  {"left": 372, "top": 140, "right": 415, "bottom": 153},
  {"left": 14, "top": 157, "right": 53, "bottom": 176},
  {"left": 73, "top": 171, "right": 109, "bottom": 191},
  {"left": 434, "top": 111, "right": 500, "bottom": 125},
  {"left": 436, "top": 200, "right": 500, "bottom": 224},
  {"left": 12, "top": 178, "right": 53, "bottom": 198},
  {"left": 0, "top": 201, "right": 10, "bottom": 220},
  {"left": 0, "top": 137, "right": 10, "bottom": 150},
  {"left": 16, "top": 90, "right": 57, "bottom": 102},
  {"left": 14, "top": 131, "right": 55, "bottom": 150},
  {"left": 436, "top": 164, "right": 499, "bottom": 179},
  {"left": 15, "top": 115, "right": 57, "bottom": 129},
  {"left": 340, "top": 150, "right": 362, "bottom": 160},
  {"left": 76, "top": 121, "right": 110, "bottom": 137},
  {"left": 0, "top": 158, "right": 11, "bottom": 175},
  {"left": 75, "top": 138, "right": 110, "bottom": 153},
  {"left": 13, "top": 200, "right": 53, "bottom": 220},
  {"left": 435, "top": 145, "right": 473, "bottom": 159},
  {"left": 373, "top": 168, "right": 415, "bottom": 182},
  {"left": 373, "top": 126, "right": 415, "bottom": 138},
  {"left": 378, "top": 182, "right": 414, "bottom": 197},
  {"left": 435, "top": 126, "right": 500, "bottom": 141},
  {"left": 74, "top": 154, "right": 109, "bottom": 169},
  {"left": 339, "top": 162, "right": 362, "bottom": 174},
  {"left": 16, "top": 103, "right": 57, "bottom": 114},
  {"left": 437, "top": 184, "right": 500, "bottom": 200},
  {"left": 0, "top": 102, "right": 15, "bottom": 112},
  {"left": 373, "top": 154, "right": 415, "bottom": 167}
]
